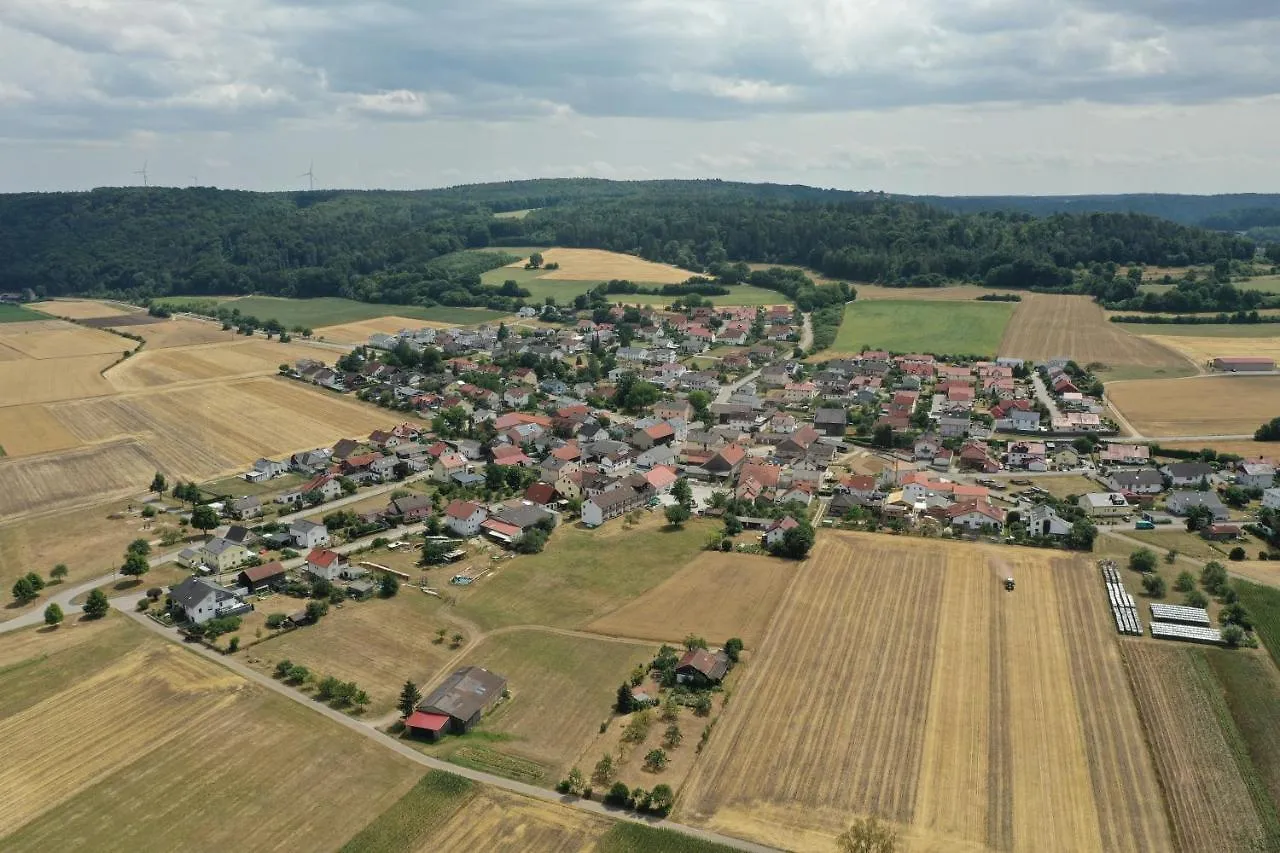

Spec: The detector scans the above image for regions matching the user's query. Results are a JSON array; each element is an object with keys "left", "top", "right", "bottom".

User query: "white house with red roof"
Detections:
[
  {"left": 444, "top": 500, "right": 488, "bottom": 537},
  {"left": 304, "top": 547, "right": 350, "bottom": 581},
  {"left": 947, "top": 500, "right": 1006, "bottom": 531},
  {"left": 764, "top": 516, "right": 800, "bottom": 547}
]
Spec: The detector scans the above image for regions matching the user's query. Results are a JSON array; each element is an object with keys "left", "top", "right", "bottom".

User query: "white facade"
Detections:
[
  {"left": 1264, "top": 487, "right": 1280, "bottom": 510},
  {"left": 445, "top": 505, "right": 488, "bottom": 537},
  {"left": 290, "top": 521, "right": 331, "bottom": 550}
]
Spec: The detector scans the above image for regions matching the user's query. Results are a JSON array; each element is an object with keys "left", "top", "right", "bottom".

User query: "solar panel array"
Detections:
[
  {"left": 1099, "top": 560, "right": 1142, "bottom": 636},
  {"left": 1149, "top": 623, "right": 1224, "bottom": 645},
  {"left": 1149, "top": 603, "right": 1212, "bottom": 626}
]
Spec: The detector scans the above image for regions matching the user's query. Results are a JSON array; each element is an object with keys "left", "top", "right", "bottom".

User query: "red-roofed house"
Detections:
[
  {"left": 444, "top": 500, "right": 488, "bottom": 537},
  {"left": 704, "top": 443, "right": 747, "bottom": 477},
  {"left": 947, "top": 501, "right": 1006, "bottom": 531},
  {"left": 305, "top": 548, "right": 350, "bottom": 581},
  {"left": 491, "top": 445, "right": 534, "bottom": 467},
  {"left": 764, "top": 516, "right": 800, "bottom": 547},
  {"left": 633, "top": 421, "right": 676, "bottom": 450},
  {"left": 524, "top": 482, "right": 560, "bottom": 506},
  {"left": 301, "top": 473, "right": 344, "bottom": 502},
  {"left": 644, "top": 465, "right": 679, "bottom": 493}
]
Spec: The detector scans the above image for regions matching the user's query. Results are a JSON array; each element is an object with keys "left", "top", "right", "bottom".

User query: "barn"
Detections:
[
  {"left": 413, "top": 666, "right": 508, "bottom": 736},
  {"left": 1212, "top": 356, "right": 1274, "bottom": 372}
]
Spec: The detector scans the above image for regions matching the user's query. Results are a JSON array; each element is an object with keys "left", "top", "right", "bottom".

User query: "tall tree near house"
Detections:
[
  {"left": 664, "top": 503, "right": 691, "bottom": 528},
  {"left": 397, "top": 680, "right": 422, "bottom": 719},
  {"left": 615, "top": 683, "right": 635, "bottom": 714},
  {"left": 127, "top": 538, "right": 152, "bottom": 558},
  {"left": 190, "top": 505, "right": 219, "bottom": 536},
  {"left": 672, "top": 477, "right": 693, "bottom": 508}
]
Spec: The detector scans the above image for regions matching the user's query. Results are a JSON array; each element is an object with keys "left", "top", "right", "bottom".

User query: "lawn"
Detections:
[
  {"left": 156, "top": 296, "right": 505, "bottom": 329},
  {"left": 423, "top": 630, "right": 655, "bottom": 782},
  {"left": 1204, "top": 649, "right": 1280, "bottom": 819},
  {"left": 201, "top": 472, "right": 306, "bottom": 499},
  {"left": 451, "top": 516, "right": 714, "bottom": 631},
  {"left": 832, "top": 299, "right": 1015, "bottom": 357},
  {"left": 1121, "top": 528, "right": 1260, "bottom": 564},
  {"left": 0, "top": 304, "right": 49, "bottom": 323},
  {"left": 337, "top": 771, "right": 474, "bottom": 853}
]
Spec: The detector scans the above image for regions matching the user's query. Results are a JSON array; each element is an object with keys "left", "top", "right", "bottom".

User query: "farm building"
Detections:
[
  {"left": 676, "top": 649, "right": 731, "bottom": 687},
  {"left": 1212, "top": 356, "right": 1274, "bottom": 372},
  {"left": 236, "top": 561, "right": 287, "bottom": 593},
  {"left": 411, "top": 666, "right": 508, "bottom": 739}
]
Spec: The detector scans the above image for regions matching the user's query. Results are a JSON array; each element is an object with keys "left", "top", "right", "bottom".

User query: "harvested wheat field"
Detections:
[
  {"left": 246, "top": 593, "right": 467, "bottom": 717},
  {"left": 0, "top": 404, "right": 82, "bottom": 457},
  {"left": 0, "top": 319, "right": 132, "bottom": 359},
  {"left": 0, "top": 356, "right": 117, "bottom": 406},
  {"left": 0, "top": 617, "right": 422, "bottom": 852},
  {"left": 106, "top": 339, "right": 298, "bottom": 390},
  {"left": 317, "top": 315, "right": 460, "bottom": 344},
  {"left": 1138, "top": 333, "right": 1280, "bottom": 368},
  {"left": 28, "top": 299, "right": 136, "bottom": 320},
  {"left": 999, "top": 295, "right": 1193, "bottom": 378},
  {"left": 109, "top": 316, "right": 237, "bottom": 349},
  {"left": 1120, "top": 644, "right": 1272, "bottom": 853},
  {"left": 509, "top": 248, "right": 700, "bottom": 284},
  {"left": 0, "top": 440, "right": 160, "bottom": 520},
  {"left": 677, "top": 532, "right": 1171, "bottom": 853},
  {"left": 1107, "top": 375, "right": 1280, "bottom": 437},
  {"left": 1158, "top": 439, "right": 1277, "bottom": 458},
  {"left": 424, "top": 786, "right": 609, "bottom": 853},
  {"left": 586, "top": 551, "right": 794, "bottom": 646}
]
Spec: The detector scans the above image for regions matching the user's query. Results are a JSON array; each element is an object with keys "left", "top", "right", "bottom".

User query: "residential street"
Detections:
[
  {"left": 1030, "top": 371, "right": 1063, "bottom": 425},
  {"left": 798, "top": 311, "right": 813, "bottom": 351}
]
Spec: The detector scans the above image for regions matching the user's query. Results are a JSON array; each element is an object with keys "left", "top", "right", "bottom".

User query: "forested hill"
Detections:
[
  {"left": 0, "top": 181, "right": 1254, "bottom": 308},
  {"left": 910, "top": 193, "right": 1280, "bottom": 231}
]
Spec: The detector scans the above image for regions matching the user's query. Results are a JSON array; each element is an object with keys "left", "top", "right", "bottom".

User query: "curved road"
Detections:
[{"left": 116, "top": 604, "right": 781, "bottom": 853}]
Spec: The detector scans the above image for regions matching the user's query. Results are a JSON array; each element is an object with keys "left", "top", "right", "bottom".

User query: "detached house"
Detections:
[
  {"left": 304, "top": 548, "right": 352, "bottom": 581},
  {"left": 1166, "top": 491, "right": 1229, "bottom": 521},
  {"left": 1161, "top": 462, "right": 1215, "bottom": 488},
  {"left": 301, "top": 473, "right": 344, "bottom": 503},
  {"left": 169, "top": 576, "right": 247, "bottom": 625},
  {"left": 227, "top": 495, "right": 263, "bottom": 520},
  {"left": 199, "top": 538, "right": 251, "bottom": 572},
  {"left": 289, "top": 520, "right": 331, "bottom": 550},
  {"left": 947, "top": 501, "right": 1006, "bottom": 531},
  {"left": 1027, "top": 504, "right": 1071, "bottom": 537},
  {"left": 992, "top": 399, "right": 1041, "bottom": 432},
  {"left": 444, "top": 500, "right": 488, "bottom": 537},
  {"left": 675, "top": 649, "right": 730, "bottom": 686}
]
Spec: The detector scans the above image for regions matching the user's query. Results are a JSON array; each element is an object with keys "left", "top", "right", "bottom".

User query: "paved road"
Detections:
[
  {"left": 798, "top": 312, "right": 813, "bottom": 351},
  {"left": 1030, "top": 372, "right": 1063, "bottom": 426},
  {"left": 715, "top": 366, "right": 764, "bottom": 405},
  {"left": 118, "top": 605, "right": 782, "bottom": 853}
]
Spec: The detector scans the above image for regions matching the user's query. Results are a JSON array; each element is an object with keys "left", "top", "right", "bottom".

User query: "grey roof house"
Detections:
[
  {"left": 169, "top": 577, "right": 248, "bottom": 625},
  {"left": 1166, "top": 491, "right": 1229, "bottom": 520}
]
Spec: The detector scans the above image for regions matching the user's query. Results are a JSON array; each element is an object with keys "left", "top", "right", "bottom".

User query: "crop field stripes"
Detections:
[
  {"left": 1056, "top": 560, "right": 1175, "bottom": 853},
  {"left": 1101, "top": 561, "right": 1144, "bottom": 635}
]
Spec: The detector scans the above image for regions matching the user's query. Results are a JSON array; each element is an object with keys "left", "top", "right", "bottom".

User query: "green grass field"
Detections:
[
  {"left": 832, "top": 299, "right": 1015, "bottom": 356},
  {"left": 157, "top": 296, "right": 506, "bottom": 329},
  {"left": 1204, "top": 649, "right": 1280, "bottom": 820},
  {"left": 0, "top": 304, "right": 49, "bottom": 323},
  {"left": 597, "top": 824, "right": 742, "bottom": 853},
  {"left": 1235, "top": 580, "right": 1280, "bottom": 671},
  {"left": 451, "top": 518, "right": 713, "bottom": 631},
  {"left": 338, "top": 771, "right": 474, "bottom": 853}
]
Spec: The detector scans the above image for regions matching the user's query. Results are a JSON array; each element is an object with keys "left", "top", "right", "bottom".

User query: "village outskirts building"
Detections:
[
  {"left": 168, "top": 576, "right": 248, "bottom": 625},
  {"left": 406, "top": 666, "right": 508, "bottom": 741}
]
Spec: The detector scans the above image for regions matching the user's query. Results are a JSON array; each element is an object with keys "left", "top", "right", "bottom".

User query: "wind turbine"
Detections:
[
  {"left": 133, "top": 160, "right": 149, "bottom": 187},
  {"left": 298, "top": 161, "right": 315, "bottom": 191}
]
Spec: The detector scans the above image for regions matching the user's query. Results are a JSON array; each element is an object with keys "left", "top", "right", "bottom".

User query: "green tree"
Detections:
[
  {"left": 1128, "top": 548, "right": 1158, "bottom": 574},
  {"left": 1174, "top": 571, "right": 1196, "bottom": 592},
  {"left": 1201, "top": 561, "right": 1229, "bottom": 595},
  {"left": 664, "top": 503, "right": 691, "bottom": 527},
  {"left": 515, "top": 528, "right": 549, "bottom": 554},
  {"left": 663, "top": 724, "right": 683, "bottom": 749},
  {"left": 772, "top": 521, "right": 816, "bottom": 559},
  {"left": 723, "top": 514, "right": 742, "bottom": 536},
  {"left": 872, "top": 423, "right": 894, "bottom": 449},
  {"left": 644, "top": 748, "right": 668, "bottom": 772},
  {"left": 593, "top": 754, "right": 616, "bottom": 785},
  {"left": 397, "top": 680, "right": 422, "bottom": 719},
  {"left": 566, "top": 766, "right": 585, "bottom": 795},
  {"left": 379, "top": 573, "right": 400, "bottom": 598},
  {"left": 648, "top": 783, "right": 675, "bottom": 815},
  {"left": 1222, "top": 624, "right": 1246, "bottom": 647},
  {"left": 528, "top": 251, "right": 544, "bottom": 269},
  {"left": 1141, "top": 574, "right": 1167, "bottom": 598},
  {"left": 274, "top": 659, "right": 294, "bottom": 677},
  {"left": 120, "top": 552, "right": 150, "bottom": 580},
  {"left": 305, "top": 600, "right": 328, "bottom": 622},
  {"left": 672, "top": 477, "right": 692, "bottom": 507},
  {"left": 12, "top": 576, "right": 38, "bottom": 604},
  {"left": 190, "top": 504, "right": 220, "bottom": 535},
  {"left": 724, "top": 637, "right": 744, "bottom": 663},
  {"left": 1185, "top": 589, "right": 1209, "bottom": 608},
  {"left": 44, "top": 602, "right": 64, "bottom": 626},
  {"left": 127, "top": 538, "right": 152, "bottom": 558},
  {"left": 83, "top": 589, "right": 110, "bottom": 619},
  {"left": 287, "top": 665, "right": 310, "bottom": 683},
  {"left": 615, "top": 683, "right": 635, "bottom": 714},
  {"left": 1184, "top": 505, "right": 1214, "bottom": 532},
  {"left": 837, "top": 816, "right": 898, "bottom": 853},
  {"left": 50, "top": 563, "right": 69, "bottom": 582},
  {"left": 684, "top": 634, "right": 708, "bottom": 650},
  {"left": 150, "top": 471, "right": 167, "bottom": 493}
]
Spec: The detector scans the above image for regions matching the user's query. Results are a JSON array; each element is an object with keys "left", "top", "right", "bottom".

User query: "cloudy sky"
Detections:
[{"left": 1, "top": 0, "right": 1278, "bottom": 195}]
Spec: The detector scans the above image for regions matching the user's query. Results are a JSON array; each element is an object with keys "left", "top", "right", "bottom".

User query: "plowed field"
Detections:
[
  {"left": 999, "top": 295, "right": 1193, "bottom": 378},
  {"left": 677, "top": 533, "right": 1172, "bottom": 853}
]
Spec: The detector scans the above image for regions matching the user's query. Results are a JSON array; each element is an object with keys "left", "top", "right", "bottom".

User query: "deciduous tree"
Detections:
[
  {"left": 44, "top": 602, "right": 64, "bottom": 626},
  {"left": 83, "top": 589, "right": 110, "bottom": 619}
]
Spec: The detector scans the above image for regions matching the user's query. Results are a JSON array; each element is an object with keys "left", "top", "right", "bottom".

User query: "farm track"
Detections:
[
  {"left": 1055, "top": 563, "right": 1174, "bottom": 853},
  {"left": 1120, "top": 644, "right": 1268, "bottom": 853}
]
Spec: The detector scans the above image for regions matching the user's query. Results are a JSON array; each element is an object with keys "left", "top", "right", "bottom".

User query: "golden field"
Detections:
[
  {"left": 28, "top": 299, "right": 136, "bottom": 320},
  {"left": 508, "top": 248, "right": 701, "bottom": 284},
  {"left": 1107, "top": 375, "right": 1280, "bottom": 437},
  {"left": 0, "top": 617, "right": 424, "bottom": 851},
  {"left": 677, "top": 533, "right": 1172, "bottom": 853}
]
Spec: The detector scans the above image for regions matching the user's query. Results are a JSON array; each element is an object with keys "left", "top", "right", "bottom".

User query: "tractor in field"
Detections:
[{"left": 1004, "top": 577, "right": 1015, "bottom": 592}]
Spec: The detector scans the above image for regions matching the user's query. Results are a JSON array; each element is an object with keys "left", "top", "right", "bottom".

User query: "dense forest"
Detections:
[{"left": 0, "top": 180, "right": 1257, "bottom": 311}]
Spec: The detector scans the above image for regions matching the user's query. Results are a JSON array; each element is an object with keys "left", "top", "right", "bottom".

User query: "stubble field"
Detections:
[
  {"left": 585, "top": 551, "right": 794, "bottom": 646},
  {"left": 315, "top": 315, "right": 461, "bottom": 344},
  {"left": 0, "top": 617, "right": 422, "bottom": 851},
  {"left": 421, "top": 786, "right": 609, "bottom": 852},
  {"left": 28, "top": 299, "right": 135, "bottom": 320},
  {"left": 999, "top": 295, "right": 1194, "bottom": 380},
  {"left": 508, "top": 248, "right": 701, "bottom": 284},
  {"left": 0, "top": 319, "right": 129, "bottom": 358},
  {"left": 1106, "top": 374, "right": 1280, "bottom": 436},
  {"left": 1135, "top": 332, "right": 1280, "bottom": 367},
  {"left": 677, "top": 532, "right": 1172, "bottom": 853},
  {"left": 106, "top": 338, "right": 297, "bottom": 390}
]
